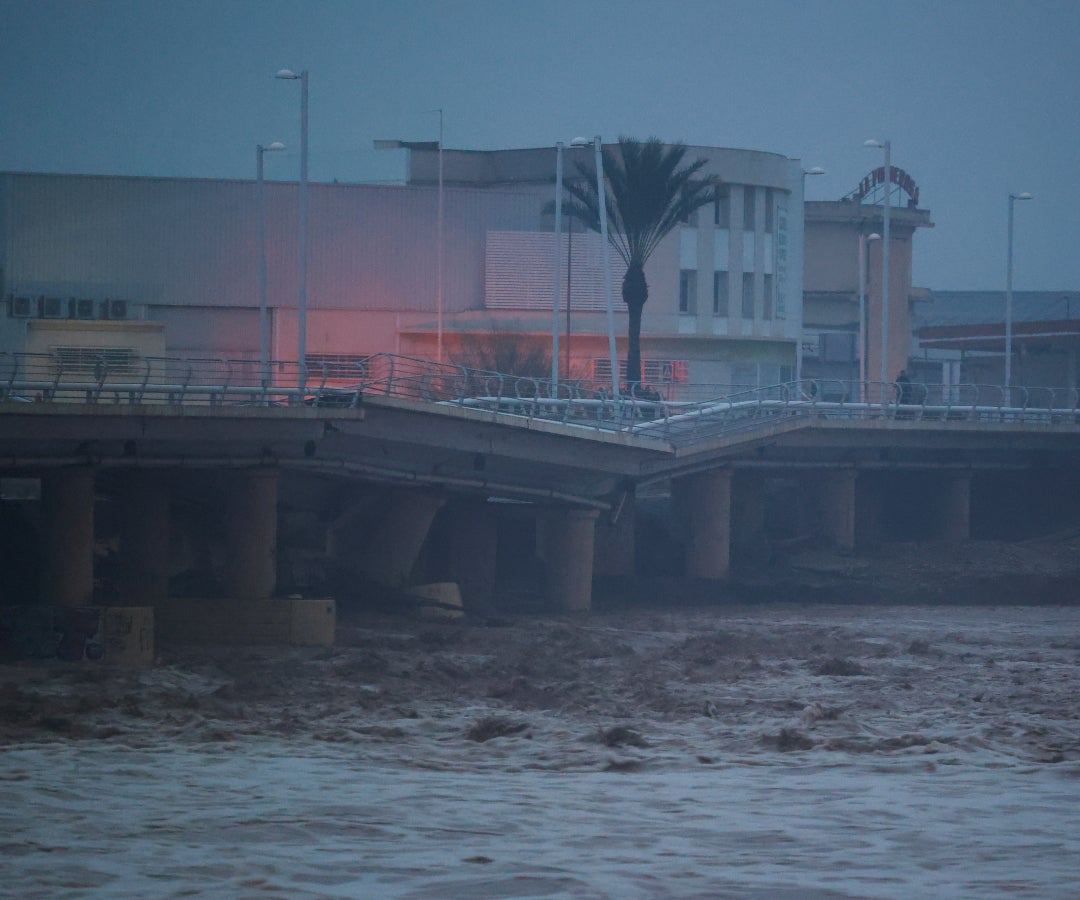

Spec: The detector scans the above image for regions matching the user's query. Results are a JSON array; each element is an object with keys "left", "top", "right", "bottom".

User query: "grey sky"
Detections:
[{"left": 2, "top": 0, "right": 1078, "bottom": 292}]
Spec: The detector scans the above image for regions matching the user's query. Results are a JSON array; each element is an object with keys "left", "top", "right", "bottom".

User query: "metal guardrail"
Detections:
[{"left": 2, "top": 351, "right": 1079, "bottom": 447}]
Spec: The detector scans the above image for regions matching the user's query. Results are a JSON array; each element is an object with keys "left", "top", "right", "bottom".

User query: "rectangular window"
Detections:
[
  {"left": 741, "top": 272, "right": 755, "bottom": 318},
  {"left": 764, "top": 189, "right": 775, "bottom": 233},
  {"left": 713, "top": 185, "right": 730, "bottom": 227},
  {"left": 593, "top": 358, "right": 688, "bottom": 384},
  {"left": 306, "top": 353, "right": 369, "bottom": 381},
  {"left": 53, "top": 346, "right": 138, "bottom": 375},
  {"left": 763, "top": 274, "right": 774, "bottom": 320},
  {"left": 679, "top": 269, "right": 698, "bottom": 313},
  {"left": 743, "top": 186, "right": 756, "bottom": 231},
  {"left": 713, "top": 271, "right": 728, "bottom": 316}
]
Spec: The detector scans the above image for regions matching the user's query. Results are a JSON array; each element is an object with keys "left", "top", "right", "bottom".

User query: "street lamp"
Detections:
[
  {"left": 865, "top": 139, "right": 891, "bottom": 401},
  {"left": 858, "top": 232, "right": 881, "bottom": 399},
  {"left": 374, "top": 121, "right": 445, "bottom": 363},
  {"left": 551, "top": 136, "right": 590, "bottom": 387},
  {"left": 276, "top": 68, "right": 308, "bottom": 392},
  {"left": 257, "top": 141, "right": 286, "bottom": 388},
  {"left": 594, "top": 136, "right": 620, "bottom": 403},
  {"left": 1006, "top": 191, "right": 1033, "bottom": 398},
  {"left": 795, "top": 165, "right": 826, "bottom": 385}
]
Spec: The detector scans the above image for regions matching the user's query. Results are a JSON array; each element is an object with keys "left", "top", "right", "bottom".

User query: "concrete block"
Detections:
[
  {"left": 100, "top": 607, "right": 155, "bottom": 667},
  {"left": 155, "top": 596, "right": 335, "bottom": 646},
  {"left": 0, "top": 605, "right": 153, "bottom": 666}
]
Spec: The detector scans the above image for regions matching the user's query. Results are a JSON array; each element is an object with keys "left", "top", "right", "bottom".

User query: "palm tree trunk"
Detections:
[{"left": 622, "top": 264, "right": 648, "bottom": 387}]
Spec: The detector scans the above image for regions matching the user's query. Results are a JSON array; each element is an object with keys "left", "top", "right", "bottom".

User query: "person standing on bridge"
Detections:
[{"left": 896, "top": 370, "right": 913, "bottom": 406}]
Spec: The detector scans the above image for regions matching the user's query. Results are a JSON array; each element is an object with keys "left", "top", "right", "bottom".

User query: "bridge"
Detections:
[{"left": 2, "top": 352, "right": 1079, "bottom": 655}]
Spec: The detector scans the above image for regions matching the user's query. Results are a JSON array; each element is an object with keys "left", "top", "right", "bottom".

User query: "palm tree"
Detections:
[{"left": 559, "top": 137, "right": 718, "bottom": 388}]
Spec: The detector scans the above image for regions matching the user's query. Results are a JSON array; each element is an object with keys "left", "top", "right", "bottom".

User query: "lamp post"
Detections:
[
  {"left": 433, "top": 109, "right": 444, "bottom": 363},
  {"left": 551, "top": 136, "right": 590, "bottom": 387},
  {"left": 795, "top": 165, "right": 826, "bottom": 385},
  {"left": 594, "top": 136, "right": 619, "bottom": 403},
  {"left": 858, "top": 231, "right": 881, "bottom": 400},
  {"left": 552, "top": 142, "right": 565, "bottom": 387},
  {"left": 276, "top": 68, "right": 308, "bottom": 392},
  {"left": 257, "top": 141, "right": 286, "bottom": 388},
  {"left": 1006, "top": 191, "right": 1032, "bottom": 398},
  {"left": 865, "top": 139, "right": 891, "bottom": 401},
  {"left": 374, "top": 127, "right": 444, "bottom": 362}
]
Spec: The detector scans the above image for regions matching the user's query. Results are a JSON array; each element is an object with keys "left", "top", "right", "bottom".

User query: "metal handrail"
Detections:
[{"left": 2, "top": 351, "right": 1078, "bottom": 447}]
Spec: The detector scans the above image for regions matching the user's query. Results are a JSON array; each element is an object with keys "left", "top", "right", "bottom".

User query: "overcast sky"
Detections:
[{"left": 2, "top": 0, "right": 1078, "bottom": 292}]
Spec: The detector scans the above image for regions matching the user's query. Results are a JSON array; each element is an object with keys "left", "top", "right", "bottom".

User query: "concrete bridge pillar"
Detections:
[
  {"left": 673, "top": 468, "right": 732, "bottom": 579},
  {"left": 352, "top": 488, "right": 446, "bottom": 587},
  {"left": 41, "top": 468, "right": 96, "bottom": 607},
  {"left": 117, "top": 472, "right": 171, "bottom": 606},
  {"left": 223, "top": 468, "right": 279, "bottom": 600},
  {"left": 939, "top": 474, "right": 971, "bottom": 541},
  {"left": 538, "top": 507, "right": 599, "bottom": 612},
  {"left": 854, "top": 473, "right": 886, "bottom": 548},
  {"left": 815, "top": 469, "right": 859, "bottom": 551}
]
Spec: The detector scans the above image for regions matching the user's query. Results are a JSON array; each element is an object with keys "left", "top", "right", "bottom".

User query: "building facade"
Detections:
[
  {"left": 1, "top": 145, "right": 945, "bottom": 399},
  {"left": 0, "top": 143, "right": 808, "bottom": 395}
]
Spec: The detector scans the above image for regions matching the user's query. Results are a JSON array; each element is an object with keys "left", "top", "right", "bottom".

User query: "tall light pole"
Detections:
[
  {"left": 375, "top": 124, "right": 444, "bottom": 363},
  {"left": 1006, "top": 191, "right": 1033, "bottom": 397},
  {"left": 550, "top": 136, "right": 590, "bottom": 387},
  {"left": 433, "top": 109, "right": 444, "bottom": 363},
  {"left": 865, "top": 139, "right": 891, "bottom": 400},
  {"left": 795, "top": 165, "right": 826, "bottom": 385},
  {"left": 257, "top": 141, "right": 286, "bottom": 388},
  {"left": 552, "top": 141, "right": 565, "bottom": 387},
  {"left": 594, "top": 136, "right": 620, "bottom": 403},
  {"left": 276, "top": 68, "right": 308, "bottom": 392},
  {"left": 858, "top": 231, "right": 880, "bottom": 400}
]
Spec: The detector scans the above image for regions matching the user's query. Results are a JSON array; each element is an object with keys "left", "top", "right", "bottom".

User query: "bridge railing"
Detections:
[{"left": 3, "top": 352, "right": 1078, "bottom": 443}]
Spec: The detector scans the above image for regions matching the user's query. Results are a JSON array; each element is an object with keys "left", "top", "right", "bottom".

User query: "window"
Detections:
[
  {"left": 593, "top": 358, "right": 688, "bottom": 383},
  {"left": 743, "top": 186, "right": 756, "bottom": 231},
  {"left": 53, "top": 346, "right": 137, "bottom": 375},
  {"left": 679, "top": 269, "right": 697, "bottom": 314},
  {"left": 763, "top": 274, "right": 774, "bottom": 320},
  {"left": 741, "top": 273, "right": 755, "bottom": 318},
  {"left": 713, "top": 271, "right": 728, "bottom": 316},
  {"left": 713, "top": 185, "right": 730, "bottom": 227},
  {"left": 764, "top": 189, "right": 775, "bottom": 233},
  {"left": 306, "top": 353, "right": 369, "bottom": 381}
]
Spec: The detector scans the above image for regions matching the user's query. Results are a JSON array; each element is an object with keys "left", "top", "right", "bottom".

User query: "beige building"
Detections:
[{"left": 1, "top": 148, "right": 935, "bottom": 398}]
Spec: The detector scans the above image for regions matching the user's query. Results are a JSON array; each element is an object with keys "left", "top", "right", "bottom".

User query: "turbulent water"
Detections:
[{"left": 3, "top": 604, "right": 1080, "bottom": 897}]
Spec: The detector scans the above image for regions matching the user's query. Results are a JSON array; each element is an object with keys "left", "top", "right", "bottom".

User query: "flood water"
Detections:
[{"left": 3, "top": 603, "right": 1080, "bottom": 897}]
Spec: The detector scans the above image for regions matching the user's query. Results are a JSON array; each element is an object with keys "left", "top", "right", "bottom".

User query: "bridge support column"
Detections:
[
  {"left": 224, "top": 468, "right": 279, "bottom": 600},
  {"left": 938, "top": 474, "right": 971, "bottom": 541},
  {"left": 673, "top": 468, "right": 732, "bottom": 579},
  {"left": 117, "top": 473, "right": 171, "bottom": 606},
  {"left": 538, "top": 508, "right": 599, "bottom": 612},
  {"left": 354, "top": 488, "right": 446, "bottom": 587},
  {"left": 815, "top": 469, "right": 859, "bottom": 552},
  {"left": 41, "top": 468, "right": 96, "bottom": 608},
  {"left": 854, "top": 473, "right": 886, "bottom": 548}
]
